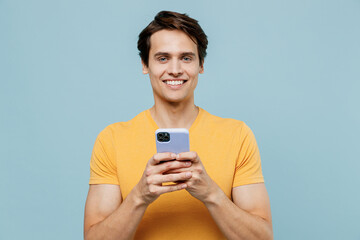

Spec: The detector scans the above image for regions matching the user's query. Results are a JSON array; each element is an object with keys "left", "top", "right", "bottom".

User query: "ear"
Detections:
[
  {"left": 142, "top": 60, "right": 149, "bottom": 74},
  {"left": 199, "top": 62, "right": 204, "bottom": 74}
]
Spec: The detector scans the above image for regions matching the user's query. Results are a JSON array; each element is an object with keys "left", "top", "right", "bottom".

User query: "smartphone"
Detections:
[{"left": 155, "top": 128, "right": 190, "bottom": 154}]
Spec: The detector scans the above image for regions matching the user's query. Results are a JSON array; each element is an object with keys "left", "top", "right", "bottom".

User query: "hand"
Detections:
[
  {"left": 175, "top": 152, "right": 220, "bottom": 204},
  {"left": 134, "top": 152, "right": 193, "bottom": 206}
]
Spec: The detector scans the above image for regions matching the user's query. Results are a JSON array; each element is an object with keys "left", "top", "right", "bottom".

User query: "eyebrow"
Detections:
[
  {"left": 154, "top": 52, "right": 170, "bottom": 57},
  {"left": 153, "top": 52, "right": 196, "bottom": 57},
  {"left": 180, "top": 52, "right": 196, "bottom": 57}
]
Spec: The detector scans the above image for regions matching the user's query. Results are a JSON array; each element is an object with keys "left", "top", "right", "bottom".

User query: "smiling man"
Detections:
[{"left": 84, "top": 11, "right": 273, "bottom": 240}]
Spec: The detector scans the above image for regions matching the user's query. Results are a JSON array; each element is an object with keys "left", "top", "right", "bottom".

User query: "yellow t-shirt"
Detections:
[{"left": 89, "top": 107, "right": 264, "bottom": 239}]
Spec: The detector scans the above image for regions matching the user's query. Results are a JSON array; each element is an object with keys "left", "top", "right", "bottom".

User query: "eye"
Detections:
[
  {"left": 182, "top": 56, "right": 192, "bottom": 62},
  {"left": 158, "top": 57, "right": 167, "bottom": 62}
]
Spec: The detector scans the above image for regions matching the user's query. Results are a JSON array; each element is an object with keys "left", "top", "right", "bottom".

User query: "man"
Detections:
[{"left": 84, "top": 11, "right": 272, "bottom": 240}]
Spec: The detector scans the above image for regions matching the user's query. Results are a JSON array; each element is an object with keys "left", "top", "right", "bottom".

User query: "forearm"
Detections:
[
  {"left": 85, "top": 188, "right": 147, "bottom": 240},
  {"left": 205, "top": 189, "right": 273, "bottom": 240}
]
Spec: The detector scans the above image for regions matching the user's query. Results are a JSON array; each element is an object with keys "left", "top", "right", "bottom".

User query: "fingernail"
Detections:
[
  {"left": 185, "top": 161, "right": 191, "bottom": 166},
  {"left": 186, "top": 172, "right": 192, "bottom": 178},
  {"left": 171, "top": 153, "right": 176, "bottom": 159},
  {"left": 182, "top": 184, "right": 187, "bottom": 189},
  {"left": 176, "top": 154, "right": 180, "bottom": 159}
]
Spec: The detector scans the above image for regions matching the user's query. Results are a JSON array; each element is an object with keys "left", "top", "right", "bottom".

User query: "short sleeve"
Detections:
[
  {"left": 89, "top": 128, "right": 119, "bottom": 185},
  {"left": 233, "top": 124, "right": 264, "bottom": 187}
]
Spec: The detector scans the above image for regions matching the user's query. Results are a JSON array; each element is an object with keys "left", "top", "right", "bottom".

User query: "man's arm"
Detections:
[
  {"left": 176, "top": 152, "right": 273, "bottom": 240},
  {"left": 205, "top": 183, "right": 273, "bottom": 240},
  {"left": 84, "top": 184, "right": 147, "bottom": 240},
  {"left": 84, "top": 153, "right": 193, "bottom": 240}
]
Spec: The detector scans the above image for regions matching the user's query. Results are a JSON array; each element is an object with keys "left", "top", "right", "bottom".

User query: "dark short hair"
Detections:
[{"left": 138, "top": 11, "right": 208, "bottom": 67}]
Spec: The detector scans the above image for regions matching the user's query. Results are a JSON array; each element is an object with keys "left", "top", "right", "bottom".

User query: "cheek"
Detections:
[
  {"left": 149, "top": 66, "right": 166, "bottom": 78},
  {"left": 188, "top": 67, "right": 201, "bottom": 78}
]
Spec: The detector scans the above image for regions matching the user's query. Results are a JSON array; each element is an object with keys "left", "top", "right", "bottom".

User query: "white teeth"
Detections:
[{"left": 165, "top": 80, "right": 184, "bottom": 85}]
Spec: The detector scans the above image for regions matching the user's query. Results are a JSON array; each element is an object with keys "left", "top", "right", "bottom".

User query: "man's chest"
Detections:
[{"left": 114, "top": 131, "right": 240, "bottom": 199}]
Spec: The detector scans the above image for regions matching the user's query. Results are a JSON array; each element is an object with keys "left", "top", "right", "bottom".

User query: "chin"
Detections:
[
  {"left": 164, "top": 95, "right": 192, "bottom": 104},
  {"left": 165, "top": 98, "right": 184, "bottom": 104}
]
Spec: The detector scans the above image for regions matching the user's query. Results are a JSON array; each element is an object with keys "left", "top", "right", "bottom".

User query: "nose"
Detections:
[{"left": 167, "top": 59, "right": 183, "bottom": 77}]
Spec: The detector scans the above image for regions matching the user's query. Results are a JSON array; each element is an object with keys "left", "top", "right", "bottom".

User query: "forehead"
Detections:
[{"left": 149, "top": 30, "right": 198, "bottom": 55}]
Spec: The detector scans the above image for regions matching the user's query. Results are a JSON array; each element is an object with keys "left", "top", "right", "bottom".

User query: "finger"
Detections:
[
  {"left": 151, "top": 183, "right": 188, "bottom": 195},
  {"left": 146, "top": 160, "right": 190, "bottom": 177},
  {"left": 163, "top": 165, "right": 192, "bottom": 174},
  {"left": 147, "top": 161, "right": 191, "bottom": 176},
  {"left": 156, "top": 160, "right": 192, "bottom": 174},
  {"left": 162, "top": 183, "right": 188, "bottom": 193},
  {"left": 150, "top": 172, "right": 192, "bottom": 185},
  {"left": 150, "top": 152, "right": 176, "bottom": 165},
  {"left": 176, "top": 151, "right": 200, "bottom": 163}
]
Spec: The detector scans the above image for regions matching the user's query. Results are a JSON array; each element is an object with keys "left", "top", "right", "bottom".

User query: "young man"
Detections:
[{"left": 84, "top": 11, "right": 273, "bottom": 240}]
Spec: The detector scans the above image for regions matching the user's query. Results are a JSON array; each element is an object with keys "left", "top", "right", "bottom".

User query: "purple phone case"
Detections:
[{"left": 155, "top": 128, "right": 190, "bottom": 154}]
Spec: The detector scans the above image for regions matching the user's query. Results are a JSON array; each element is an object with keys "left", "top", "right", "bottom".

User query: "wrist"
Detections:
[
  {"left": 203, "top": 182, "right": 227, "bottom": 207},
  {"left": 129, "top": 184, "right": 150, "bottom": 208}
]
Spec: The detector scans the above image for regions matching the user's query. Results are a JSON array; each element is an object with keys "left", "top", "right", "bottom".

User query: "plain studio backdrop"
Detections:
[{"left": 1, "top": 0, "right": 359, "bottom": 239}]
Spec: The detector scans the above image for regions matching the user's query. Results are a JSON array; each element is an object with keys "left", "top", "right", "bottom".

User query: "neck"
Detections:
[{"left": 150, "top": 100, "right": 199, "bottom": 129}]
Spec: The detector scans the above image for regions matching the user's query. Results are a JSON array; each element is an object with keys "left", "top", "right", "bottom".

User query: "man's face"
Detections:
[{"left": 142, "top": 30, "right": 204, "bottom": 104}]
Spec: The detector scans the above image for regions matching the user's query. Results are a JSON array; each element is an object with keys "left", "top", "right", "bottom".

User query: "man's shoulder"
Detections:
[
  {"left": 97, "top": 110, "right": 150, "bottom": 139},
  {"left": 201, "top": 108, "right": 247, "bottom": 131},
  {"left": 197, "top": 108, "right": 254, "bottom": 146}
]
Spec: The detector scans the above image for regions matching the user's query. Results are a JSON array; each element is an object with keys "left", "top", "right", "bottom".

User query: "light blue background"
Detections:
[{"left": 1, "top": 0, "right": 359, "bottom": 239}]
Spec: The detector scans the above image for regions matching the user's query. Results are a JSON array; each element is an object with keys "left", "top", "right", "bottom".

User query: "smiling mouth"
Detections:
[{"left": 163, "top": 80, "right": 187, "bottom": 86}]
